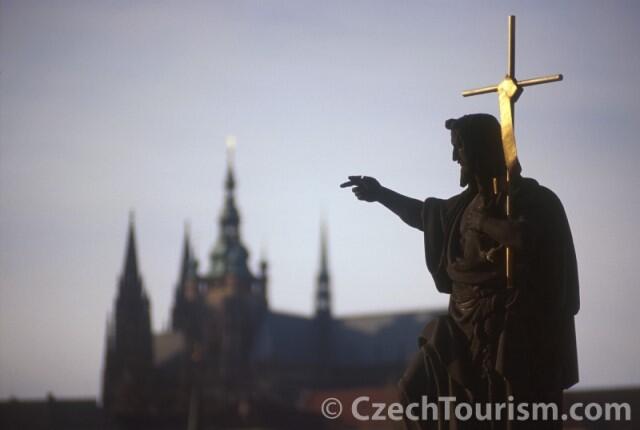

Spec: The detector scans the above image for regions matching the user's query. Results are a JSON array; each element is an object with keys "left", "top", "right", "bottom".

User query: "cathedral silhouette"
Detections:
[{"left": 101, "top": 152, "right": 441, "bottom": 429}]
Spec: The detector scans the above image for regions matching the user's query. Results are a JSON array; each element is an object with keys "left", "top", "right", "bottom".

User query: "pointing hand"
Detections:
[{"left": 340, "top": 176, "right": 382, "bottom": 202}]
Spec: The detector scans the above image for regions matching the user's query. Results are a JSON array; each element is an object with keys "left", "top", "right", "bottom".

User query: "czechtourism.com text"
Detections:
[{"left": 320, "top": 396, "right": 631, "bottom": 422}]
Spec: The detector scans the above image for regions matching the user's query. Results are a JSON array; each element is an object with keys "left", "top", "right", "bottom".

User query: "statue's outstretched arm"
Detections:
[
  {"left": 341, "top": 176, "right": 423, "bottom": 231},
  {"left": 378, "top": 187, "right": 423, "bottom": 231}
]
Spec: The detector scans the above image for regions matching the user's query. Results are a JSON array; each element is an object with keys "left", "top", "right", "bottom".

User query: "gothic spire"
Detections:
[
  {"left": 221, "top": 136, "right": 239, "bottom": 238},
  {"left": 172, "top": 222, "right": 200, "bottom": 331},
  {"left": 209, "top": 136, "right": 251, "bottom": 279},
  {"left": 318, "top": 224, "right": 329, "bottom": 283},
  {"left": 178, "top": 222, "right": 192, "bottom": 284},
  {"left": 315, "top": 223, "right": 331, "bottom": 317},
  {"left": 120, "top": 211, "right": 142, "bottom": 296},
  {"left": 255, "top": 247, "right": 269, "bottom": 306},
  {"left": 105, "top": 213, "right": 152, "bottom": 407},
  {"left": 225, "top": 135, "right": 236, "bottom": 194}
]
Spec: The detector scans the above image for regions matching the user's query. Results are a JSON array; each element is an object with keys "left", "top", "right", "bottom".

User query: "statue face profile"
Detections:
[{"left": 447, "top": 114, "right": 506, "bottom": 188}]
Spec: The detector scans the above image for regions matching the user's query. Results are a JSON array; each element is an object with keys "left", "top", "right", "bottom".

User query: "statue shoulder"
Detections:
[{"left": 516, "top": 177, "right": 566, "bottom": 212}]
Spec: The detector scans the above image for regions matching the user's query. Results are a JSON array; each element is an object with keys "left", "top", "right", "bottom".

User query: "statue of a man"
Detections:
[{"left": 342, "top": 113, "right": 579, "bottom": 429}]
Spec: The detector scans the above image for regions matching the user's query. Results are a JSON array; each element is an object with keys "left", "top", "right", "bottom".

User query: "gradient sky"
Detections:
[{"left": 1, "top": 0, "right": 639, "bottom": 399}]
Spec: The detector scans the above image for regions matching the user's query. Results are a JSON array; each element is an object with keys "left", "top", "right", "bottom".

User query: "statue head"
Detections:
[{"left": 445, "top": 113, "right": 506, "bottom": 187}]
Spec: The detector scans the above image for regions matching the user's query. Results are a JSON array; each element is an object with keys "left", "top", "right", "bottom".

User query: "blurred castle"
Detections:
[{"left": 100, "top": 149, "right": 439, "bottom": 429}]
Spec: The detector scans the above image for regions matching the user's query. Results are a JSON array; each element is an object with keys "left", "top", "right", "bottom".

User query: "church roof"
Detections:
[
  {"left": 332, "top": 310, "right": 438, "bottom": 366},
  {"left": 153, "top": 308, "right": 442, "bottom": 372},
  {"left": 250, "top": 309, "right": 443, "bottom": 368},
  {"left": 251, "top": 312, "right": 318, "bottom": 365}
]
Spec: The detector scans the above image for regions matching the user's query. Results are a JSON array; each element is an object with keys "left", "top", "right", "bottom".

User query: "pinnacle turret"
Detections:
[
  {"left": 172, "top": 223, "right": 200, "bottom": 331},
  {"left": 315, "top": 223, "right": 331, "bottom": 317},
  {"left": 178, "top": 222, "right": 193, "bottom": 285}
]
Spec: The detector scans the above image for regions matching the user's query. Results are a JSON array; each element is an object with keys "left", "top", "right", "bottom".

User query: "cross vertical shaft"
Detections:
[
  {"left": 508, "top": 15, "right": 515, "bottom": 78},
  {"left": 507, "top": 15, "right": 516, "bottom": 129}
]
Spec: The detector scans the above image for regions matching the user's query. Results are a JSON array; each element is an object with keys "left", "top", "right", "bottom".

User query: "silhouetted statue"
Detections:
[{"left": 341, "top": 114, "right": 579, "bottom": 429}]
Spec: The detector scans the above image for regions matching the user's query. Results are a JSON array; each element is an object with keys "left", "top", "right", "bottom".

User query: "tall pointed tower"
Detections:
[
  {"left": 315, "top": 223, "right": 332, "bottom": 319},
  {"left": 171, "top": 224, "right": 199, "bottom": 332},
  {"left": 204, "top": 137, "right": 258, "bottom": 389},
  {"left": 314, "top": 223, "right": 333, "bottom": 379},
  {"left": 208, "top": 136, "right": 252, "bottom": 285},
  {"left": 102, "top": 213, "right": 153, "bottom": 412},
  {"left": 254, "top": 252, "right": 269, "bottom": 309}
]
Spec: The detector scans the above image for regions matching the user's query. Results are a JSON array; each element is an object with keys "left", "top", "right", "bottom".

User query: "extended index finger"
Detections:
[{"left": 340, "top": 175, "right": 363, "bottom": 188}]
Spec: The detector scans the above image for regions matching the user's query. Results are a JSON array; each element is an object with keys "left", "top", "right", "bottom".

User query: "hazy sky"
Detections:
[{"left": 1, "top": 0, "right": 639, "bottom": 399}]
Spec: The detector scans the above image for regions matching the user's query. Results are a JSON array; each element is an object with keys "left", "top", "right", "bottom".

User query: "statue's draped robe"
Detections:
[{"left": 399, "top": 177, "right": 579, "bottom": 429}]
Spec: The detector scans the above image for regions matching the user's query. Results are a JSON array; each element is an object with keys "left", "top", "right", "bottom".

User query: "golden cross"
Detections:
[
  {"left": 461, "top": 15, "right": 563, "bottom": 286},
  {"left": 462, "top": 15, "right": 563, "bottom": 173}
]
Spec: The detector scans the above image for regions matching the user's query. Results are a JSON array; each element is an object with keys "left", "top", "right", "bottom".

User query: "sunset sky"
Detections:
[{"left": 1, "top": 0, "right": 639, "bottom": 399}]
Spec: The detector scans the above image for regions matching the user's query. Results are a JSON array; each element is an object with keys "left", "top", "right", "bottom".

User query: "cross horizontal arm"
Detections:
[
  {"left": 461, "top": 73, "right": 563, "bottom": 97},
  {"left": 461, "top": 84, "right": 499, "bottom": 97},
  {"left": 518, "top": 74, "right": 563, "bottom": 88}
]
